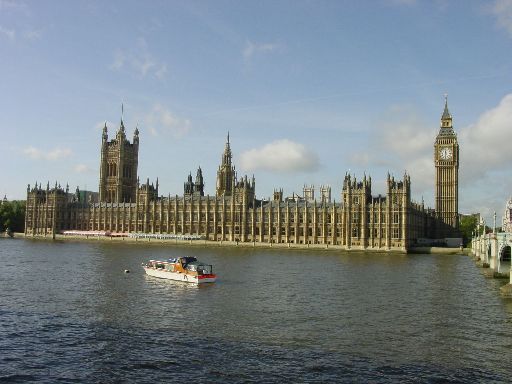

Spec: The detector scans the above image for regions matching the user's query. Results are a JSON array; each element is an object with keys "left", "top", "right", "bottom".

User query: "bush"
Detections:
[{"left": 0, "top": 200, "right": 26, "bottom": 232}]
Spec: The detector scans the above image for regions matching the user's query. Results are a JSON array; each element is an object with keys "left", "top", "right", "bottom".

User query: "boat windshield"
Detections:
[{"left": 186, "top": 261, "right": 212, "bottom": 274}]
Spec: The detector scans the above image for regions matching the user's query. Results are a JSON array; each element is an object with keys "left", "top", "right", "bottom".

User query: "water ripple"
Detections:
[{"left": 0, "top": 241, "right": 511, "bottom": 382}]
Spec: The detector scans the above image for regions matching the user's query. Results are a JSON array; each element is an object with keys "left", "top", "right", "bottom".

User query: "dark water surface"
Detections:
[{"left": 1, "top": 239, "right": 511, "bottom": 383}]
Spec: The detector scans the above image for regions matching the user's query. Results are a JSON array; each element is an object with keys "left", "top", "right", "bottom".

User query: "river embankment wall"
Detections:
[{"left": 11, "top": 233, "right": 468, "bottom": 255}]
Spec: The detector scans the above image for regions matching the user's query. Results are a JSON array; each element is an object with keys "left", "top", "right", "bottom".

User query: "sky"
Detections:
[{"left": 1, "top": 0, "right": 512, "bottom": 225}]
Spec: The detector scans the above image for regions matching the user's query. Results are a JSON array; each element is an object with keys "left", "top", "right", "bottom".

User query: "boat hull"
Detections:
[{"left": 143, "top": 267, "right": 216, "bottom": 284}]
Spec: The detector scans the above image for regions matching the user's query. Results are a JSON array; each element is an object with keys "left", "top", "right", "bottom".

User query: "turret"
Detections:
[
  {"left": 133, "top": 126, "right": 139, "bottom": 146},
  {"left": 195, "top": 167, "right": 204, "bottom": 196},
  {"left": 102, "top": 122, "right": 108, "bottom": 143},
  {"left": 216, "top": 133, "right": 236, "bottom": 197},
  {"left": 273, "top": 188, "right": 283, "bottom": 202},
  {"left": 117, "top": 119, "right": 126, "bottom": 141}
]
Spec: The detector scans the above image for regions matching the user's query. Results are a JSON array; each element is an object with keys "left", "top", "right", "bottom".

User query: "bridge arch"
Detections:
[{"left": 500, "top": 245, "right": 511, "bottom": 262}]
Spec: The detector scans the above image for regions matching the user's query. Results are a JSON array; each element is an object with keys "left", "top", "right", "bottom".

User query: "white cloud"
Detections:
[
  {"left": 243, "top": 40, "right": 280, "bottom": 60},
  {"left": 0, "top": 0, "right": 26, "bottom": 11},
  {"left": 155, "top": 64, "right": 168, "bottom": 80},
  {"left": 24, "top": 29, "right": 41, "bottom": 40},
  {"left": 378, "top": 105, "right": 433, "bottom": 157},
  {"left": 350, "top": 152, "right": 371, "bottom": 167},
  {"left": 490, "top": 0, "right": 512, "bottom": 37},
  {"left": 240, "top": 139, "right": 319, "bottom": 173},
  {"left": 0, "top": 26, "right": 15, "bottom": 40},
  {"left": 134, "top": 55, "right": 156, "bottom": 76},
  {"left": 23, "top": 146, "right": 72, "bottom": 161},
  {"left": 149, "top": 126, "right": 158, "bottom": 136},
  {"left": 110, "top": 38, "right": 168, "bottom": 79},
  {"left": 0, "top": 25, "right": 43, "bottom": 42},
  {"left": 352, "top": 105, "right": 435, "bottom": 196},
  {"left": 459, "top": 93, "right": 512, "bottom": 182},
  {"left": 145, "top": 104, "right": 191, "bottom": 138},
  {"left": 74, "top": 164, "right": 94, "bottom": 173},
  {"left": 110, "top": 50, "right": 126, "bottom": 71}
]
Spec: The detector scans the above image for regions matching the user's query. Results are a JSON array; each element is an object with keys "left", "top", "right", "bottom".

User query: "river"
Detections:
[{"left": 1, "top": 238, "right": 511, "bottom": 383}]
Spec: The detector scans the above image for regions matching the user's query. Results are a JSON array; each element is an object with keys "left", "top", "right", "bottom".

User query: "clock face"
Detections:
[{"left": 439, "top": 147, "right": 452, "bottom": 160}]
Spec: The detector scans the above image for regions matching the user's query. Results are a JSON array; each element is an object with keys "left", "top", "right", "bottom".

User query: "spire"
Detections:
[
  {"left": 118, "top": 103, "right": 125, "bottom": 134},
  {"left": 439, "top": 94, "right": 454, "bottom": 133},
  {"left": 442, "top": 94, "right": 451, "bottom": 120},
  {"left": 196, "top": 166, "right": 203, "bottom": 183},
  {"left": 222, "top": 132, "right": 232, "bottom": 166},
  {"left": 133, "top": 124, "right": 139, "bottom": 145},
  {"left": 102, "top": 122, "right": 108, "bottom": 142}
]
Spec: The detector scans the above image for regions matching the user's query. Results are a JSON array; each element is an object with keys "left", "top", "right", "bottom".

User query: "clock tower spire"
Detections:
[{"left": 434, "top": 95, "right": 459, "bottom": 238}]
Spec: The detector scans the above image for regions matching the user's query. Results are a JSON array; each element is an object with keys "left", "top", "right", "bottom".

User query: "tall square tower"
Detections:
[{"left": 434, "top": 97, "right": 459, "bottom": 237}]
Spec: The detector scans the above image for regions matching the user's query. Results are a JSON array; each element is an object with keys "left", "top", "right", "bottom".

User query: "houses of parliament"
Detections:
[{"left": 24, "top": 100, "right": 460, "bottom": 251}]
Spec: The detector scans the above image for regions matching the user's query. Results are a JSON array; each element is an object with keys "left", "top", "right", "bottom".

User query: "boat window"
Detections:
[{"left": 197, "top": 265, "right": 212, "bottom": 274}]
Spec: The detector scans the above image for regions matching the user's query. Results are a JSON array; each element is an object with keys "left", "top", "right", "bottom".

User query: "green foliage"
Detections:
[
  {"left": 459, "top": 215, "right": 478, "bottom": 246},
  {"left": 0, "top": 200, "right": 26, "bottom": 233}
]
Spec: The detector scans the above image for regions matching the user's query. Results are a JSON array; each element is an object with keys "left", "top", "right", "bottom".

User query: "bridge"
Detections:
[{"left": 471, "top": 220, "right": 512, "bottom": 295}]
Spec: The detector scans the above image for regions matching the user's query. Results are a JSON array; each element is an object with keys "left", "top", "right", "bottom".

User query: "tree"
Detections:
[
  {"left": 0, "top": 200, "right": 26, "bottom": 233},
  {"left": 459, "top": 215, "right": 478, "bottom": 246}
]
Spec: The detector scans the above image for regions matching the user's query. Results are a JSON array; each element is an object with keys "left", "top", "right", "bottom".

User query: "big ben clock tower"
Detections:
[{"left": 434, "top": 96, "right": 459, "bottom": 237}]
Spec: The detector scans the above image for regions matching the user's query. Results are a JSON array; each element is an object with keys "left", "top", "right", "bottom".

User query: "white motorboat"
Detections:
[{"left": 142, "top": 257, "right": 216, "bottom": 284}]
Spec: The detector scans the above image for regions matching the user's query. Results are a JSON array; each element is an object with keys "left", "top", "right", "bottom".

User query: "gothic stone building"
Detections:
[{"left": 25, "top": 101, "right": 459, "bottom": 251}]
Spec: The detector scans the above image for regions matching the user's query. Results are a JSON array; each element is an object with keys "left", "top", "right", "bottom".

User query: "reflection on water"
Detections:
[{"left": 0, "top": 238, "right": 511, "bottom": 382}]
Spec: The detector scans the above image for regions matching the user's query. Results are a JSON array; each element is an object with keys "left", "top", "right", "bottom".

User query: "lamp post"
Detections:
[
  {"left": 476, "top": 222, "right": 480, "bottom": 260},
  {"left": 482, "top": 219, "right": 487, "bottom": 263}
]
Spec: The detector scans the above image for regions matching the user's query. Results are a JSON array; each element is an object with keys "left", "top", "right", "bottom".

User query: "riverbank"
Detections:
[
  {"left": 11, "top": 233, "right": 468, "bottom": 255},
  {"left": 408, "top": 246, "right": 469, "bottom": 255}
]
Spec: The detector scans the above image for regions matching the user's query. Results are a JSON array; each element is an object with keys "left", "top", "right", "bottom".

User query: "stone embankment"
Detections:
[{"left": 11, "top": 232, "right": 470, "bottom": 255}]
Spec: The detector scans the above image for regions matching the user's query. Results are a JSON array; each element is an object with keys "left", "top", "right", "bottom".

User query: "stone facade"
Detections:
[{"left": 25, "top": 102, "right": 459, "bottom": 251}]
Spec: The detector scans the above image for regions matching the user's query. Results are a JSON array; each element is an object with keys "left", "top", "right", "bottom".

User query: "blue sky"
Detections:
[{"left": 1, "top": 0, "right": 512, "bottom": 225}]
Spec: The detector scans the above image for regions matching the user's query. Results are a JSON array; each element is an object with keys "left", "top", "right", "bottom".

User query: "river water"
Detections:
[{"left": 0, "top": 238, "right": 511, "bottom": 383}]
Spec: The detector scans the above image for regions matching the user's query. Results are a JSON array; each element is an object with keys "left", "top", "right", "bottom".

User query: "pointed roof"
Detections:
[
  {"left": 118, "top": 103, "right": 126, "bottom": 134},
  {"left": 222, "top": 132, "right": 232, "bottom": 165},
  {"left": 442, "top": 95, "right": 451, "bottom": 120},
  {"left": 438, "top": 94, "right": 456, "bottom": 137},
  {"left": 225, "top": 132, "right": 231, "bottom": 149}
]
